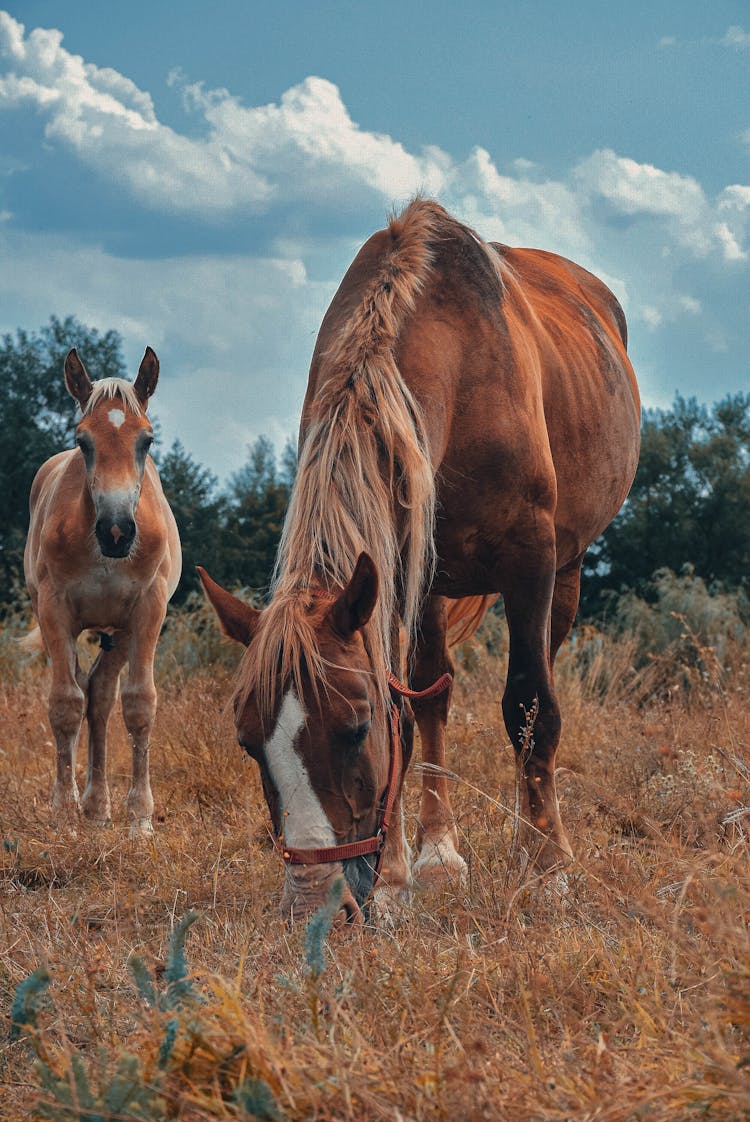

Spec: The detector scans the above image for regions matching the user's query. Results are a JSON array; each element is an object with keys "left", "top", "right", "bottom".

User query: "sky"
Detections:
[{"left": 0, "top": 2, "right": 748, "bottom": 480}]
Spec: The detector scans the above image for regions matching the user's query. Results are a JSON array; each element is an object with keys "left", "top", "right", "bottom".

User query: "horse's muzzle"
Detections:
[
  {"left": 281, "top": 864, "right": 364, "bottom": 927},
  {"left": 96, "top": 515, "right": 136, "bottom": 558}
]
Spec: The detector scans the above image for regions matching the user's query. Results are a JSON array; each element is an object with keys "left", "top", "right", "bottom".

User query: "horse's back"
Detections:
[
  {"left": 397, "top": 219, "right": 640, "bottom": 584},
  {"left": 492, "top": 244, "right": 640, "bottom": 557}
]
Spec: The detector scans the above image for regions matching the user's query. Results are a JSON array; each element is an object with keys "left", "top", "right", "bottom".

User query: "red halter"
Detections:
[{"left": 277, "top": 668, "right": 452, "bottom": 877}]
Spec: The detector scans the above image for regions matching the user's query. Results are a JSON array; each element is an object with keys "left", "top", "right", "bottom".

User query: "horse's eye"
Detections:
[{"left": 341, "top": 721, "right": 371, "bottom": 751}]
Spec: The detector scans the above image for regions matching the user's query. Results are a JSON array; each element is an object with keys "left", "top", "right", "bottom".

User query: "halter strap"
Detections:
[{"left": 278, "top": 669, "right": 452, "bottom": 875}]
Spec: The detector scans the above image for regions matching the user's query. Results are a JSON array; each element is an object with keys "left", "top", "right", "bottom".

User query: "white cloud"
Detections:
[
  {"left": 0, "top": 227, "right": 334, "bottom": 477},
  {"left": 678, "top": 295, "right": 701, "bottom": 315},
  {"left": 0, "top": 12, "right": 447, "bottom": 215},
  {"left": 721, "top": 26, "right": 750, "bottom": 49},
  {"left": 0, "top": 10, "right": 748, "bottom": 468},
  {"left": 575, "top": 149, "right": 749, "bottom": 261}
]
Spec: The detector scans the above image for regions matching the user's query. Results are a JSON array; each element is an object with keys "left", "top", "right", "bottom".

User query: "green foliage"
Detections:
[
  {"left": 583, "top": 393, "right": 750, "bottom": 617},
  {"left": 221, "top": 435, "right": 295, "bottom": 596},
  {"left": 163, "top": 909, "right": 200, "bottom": 1003},
  {"left": 128, "top": 909, "right": 200, "bottom": 1012},
  {"left": 17, "top": 911, "right": 284, "bottom": 1121},
  {"left": 303, "top": 877, "right": 344, "bottom": 979},
  {"left": 34, "top": 1049, "right": 164, "bottom": 1122},
  {"left": 156, "top": 439, "right": 224, "bottom": 604},
  {"left": 10, "top": 964, "right": 50, "bottom": 1040},
  {"left": 233, "top": 1077, "right": 282, "bottom": 1120}
]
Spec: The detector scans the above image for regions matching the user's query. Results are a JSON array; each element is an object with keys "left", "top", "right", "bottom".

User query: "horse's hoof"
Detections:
[
  {"left": 413, "top": 838, "right": 467, "bottom": 886},
  {"left": 128, "top": 818, "right": 154, "bottom": 839},
  {"left": 373, "top": 883, "right": 412, "bottom": 928}
]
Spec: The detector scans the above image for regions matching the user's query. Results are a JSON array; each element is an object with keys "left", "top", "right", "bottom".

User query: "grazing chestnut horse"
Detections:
[
  {"left": 200, "top": 199, "right": 640, "bottom": 922},
  {"left": 24, "top": 348, "right": 181, "bottom": 835}
]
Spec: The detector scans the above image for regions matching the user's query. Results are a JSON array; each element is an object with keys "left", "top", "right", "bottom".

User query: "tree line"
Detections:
[{"left": 2, "top": 316, "right": 749, "bottom": 619}]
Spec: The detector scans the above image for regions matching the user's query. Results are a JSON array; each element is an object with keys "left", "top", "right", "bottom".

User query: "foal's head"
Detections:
[
  {"left": 199, "top": 555, "right": 409, "bottom": 925},
  {"left": 65, "top": 348, "right": 159, "bottom": 559}
]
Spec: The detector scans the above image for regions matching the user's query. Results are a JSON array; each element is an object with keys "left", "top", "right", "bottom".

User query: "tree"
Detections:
[
  {"left": 581, "top": 393, "right": 750, "bottom": 618},
  {"left": 156, "top": 440, "right": 225, "bottom": 604},
  {"left": 222, "top": 436, "right": 293, "bottom": 595},
  {"left": 0, "top": 316, "right": 126, "bottom": 600}
]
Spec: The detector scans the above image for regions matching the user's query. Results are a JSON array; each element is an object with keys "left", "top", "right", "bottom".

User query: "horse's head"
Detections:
[
  {"left": 198, "top": 554, "right": 410, "bottom": 925},
  {"left": 65, "top": 348, "right": 159, "bottom": 559}
]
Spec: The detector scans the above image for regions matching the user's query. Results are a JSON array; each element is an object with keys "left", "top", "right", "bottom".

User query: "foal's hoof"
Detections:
[
  {"left": 51, "top": 788, "right": 82, "bottom": 832},
  {"left": 128, "top": 818, "right": 154, "bottom": 839},
  {"left": 414, "top": 839, "right": 468, "bottom": 886},
  {"left": 81, "top": 794, "right": 112, "bottom": 829}
]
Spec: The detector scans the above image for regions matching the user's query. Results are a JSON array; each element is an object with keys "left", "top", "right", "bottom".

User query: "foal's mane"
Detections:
[
  {"left": 238, "top": 198, "right": 467, "bottom": 721},
  {"left": 83, "top": 378, "right": 143, "bottom": 416}
]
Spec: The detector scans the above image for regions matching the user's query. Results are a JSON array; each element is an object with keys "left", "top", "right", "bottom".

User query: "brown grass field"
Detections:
[{"left": 0, "top": 614, "right": 749, "bottom": 1121}]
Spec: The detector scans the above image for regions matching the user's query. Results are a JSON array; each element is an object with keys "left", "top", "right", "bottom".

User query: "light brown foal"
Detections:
[{"left": 24, "top": 348, "right": 181, "bottom": 835}]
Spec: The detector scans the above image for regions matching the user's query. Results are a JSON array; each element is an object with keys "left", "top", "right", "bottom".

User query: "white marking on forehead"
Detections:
[
  {"left": 264, "top": 691, "right": 335, "bottom": 849},
  {"left": 107, "top": 408, "right": 126, "bottom": 428}
]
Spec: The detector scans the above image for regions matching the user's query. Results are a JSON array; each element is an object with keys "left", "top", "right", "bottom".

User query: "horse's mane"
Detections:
[
  {"left": 237, "top": 198, "right": 475, "bottom": 722},
  {"left": 83, "top": 378, "right": 143, "bottom": 416}
]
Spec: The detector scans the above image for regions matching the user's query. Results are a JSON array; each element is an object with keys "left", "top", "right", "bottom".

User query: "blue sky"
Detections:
[{"left": 0, "top": 3, "right": 748, "bottom": 478}]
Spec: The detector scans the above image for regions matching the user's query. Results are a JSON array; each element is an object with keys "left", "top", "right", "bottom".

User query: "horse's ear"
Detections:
[
  {"left": 64, "top": 349, "right": 93, "bottom": 409},
  {"left": 134, "top": 346, "right": 159, "bottom": 407},
  {"left": 197, "top": 566, "right": 260, "bottom": 647},
  {"left": 330, "top": 552, "right": 379, "bottom": 637}
]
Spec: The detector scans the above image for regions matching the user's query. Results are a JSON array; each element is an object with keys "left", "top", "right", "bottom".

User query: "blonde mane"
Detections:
[
  {"left": 83, "top": 378, "right": 143, "bottom": 416},
  {"left": 239, "top": 198, "right": 457, "bottom": 720}
]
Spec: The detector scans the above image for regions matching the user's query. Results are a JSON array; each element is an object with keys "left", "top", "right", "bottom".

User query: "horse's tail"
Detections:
[
  {"left": 18, "top": 625, "right": 44, "bottom": 653},
  {"left": 446, "top": 594, "right": 499, "bottom": 647}
]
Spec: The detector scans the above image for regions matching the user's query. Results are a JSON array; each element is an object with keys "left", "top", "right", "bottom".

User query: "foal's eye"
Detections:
[{"left": 75, "top": 434, "right": 93, "bottom": 462}]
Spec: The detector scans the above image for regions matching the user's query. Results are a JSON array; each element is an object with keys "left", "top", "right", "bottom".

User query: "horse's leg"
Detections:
[
  {"left": 549, "top": 554, "right": 585, "bottom": 677},
  {"left": 121, "top": 605, "right": 164, "bottom": 838},
  {"left": 373, "top": 629, "right": 416, "bottom": 922},
  {"left": 39, "top": 605, "right": 85, "bottom": 822},
  {"left": 502, "top": 555, "right": 573, "bottom": 872},
  {"left": 81, "top": 641, "right": 128, "bottom": 826},
  {"left": 410, "top": 594, "right": 467, "bottom": 885}
]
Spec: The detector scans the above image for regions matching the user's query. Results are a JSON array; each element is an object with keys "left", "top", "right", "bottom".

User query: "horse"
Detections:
[
  {"left": 199, "top": 198, "right": 640, "bottom": 923},
  {"left": 23, "top": 347, "right": 181, "bottom": 836}
]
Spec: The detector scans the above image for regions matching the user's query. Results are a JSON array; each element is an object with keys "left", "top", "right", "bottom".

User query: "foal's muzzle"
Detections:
[{"left": 96, "top": 514, "right": 136, "bottom": 557}]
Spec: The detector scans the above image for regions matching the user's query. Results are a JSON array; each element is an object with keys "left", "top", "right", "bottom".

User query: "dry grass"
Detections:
[{"left": 0, "top": 627, "right": 749, "bottom": 1121}]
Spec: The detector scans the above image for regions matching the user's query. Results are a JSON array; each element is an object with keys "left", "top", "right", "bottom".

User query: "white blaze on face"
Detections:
[
  {"left": 264, "top": 691, "right": 335, "bottom": 849},
  {"left": 108, "top": 408, "right": 126, "bottom": 428}
]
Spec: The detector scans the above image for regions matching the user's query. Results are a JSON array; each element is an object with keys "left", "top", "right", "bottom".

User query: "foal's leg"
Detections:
[
  {"left": 411, "top": 595, "right": 467, "bottom": 885},
  {"left": 121, "top": 602, "right": 165, "bottom": 838},
  {"left": 81, "top": 641, "right": 128, "bottom": 826},
  {"left": 502, "top": 554, "right": 573, "bottom": 871},
  {"left": 39, "top": 603, "right": 85, "bottom": 822}
]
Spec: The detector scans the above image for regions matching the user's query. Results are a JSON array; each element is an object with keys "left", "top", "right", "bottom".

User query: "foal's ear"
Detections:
[
  {"left": 134, "top": 346, "right": 159, "bottom": 407},
  {"left": 330, "top": 552, "right": 379, "bottom": 637},
  {"left": 197, "top": 566, "right": 260, "bottom": 647},
  {"left": 64, "top": 349, "right": 93, "bottom": 408}
]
